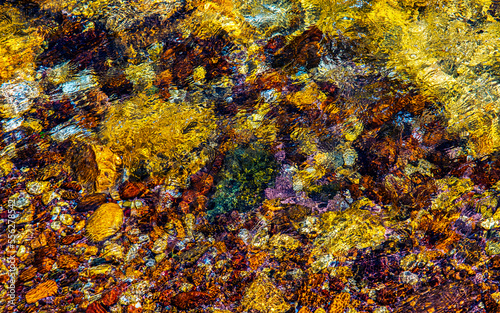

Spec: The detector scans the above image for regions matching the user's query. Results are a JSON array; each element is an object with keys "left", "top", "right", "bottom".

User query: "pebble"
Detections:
[
  {"left": 51, "top": 221, "right": 62, "bottom": 231},
  {"left": 342, "top": 148, "right": 358, "bottom": 167},
  {"left": 119, "top": 181, "right": 147, "bottom": 199},
  {"left": 76, "top": 193, "right": 108, "bottom": 212},
  {"left": 42, "top": 191, "right": 60, "bottom": 205},
  {"left": 50, "top": 206, "right": 61, "bottom": 217},
  {"left": 74, "top": 220, "right": 86, "bottom": 233},
  {"left": 26, "top": 181, "right": 50, "bottom": 195},
  {"left": 101, "top": 243, "right": 124, "bottom": 261},
  {"left": 400, "top": 271, "right": 419, "bottom": 285},
  {"left": 60, "top": 214, "right": 74, "bottom": 226},
  {"left": 151, "top": 237, "right": 168, "bottom": 254},
  {"left": 25, "top": 280, "right": 58, "bottom": 304},
  {"left": 9, "top": 192, "right": 31, "bottom": 210},
  {"left": 85, "top": 203, "right": 124, "bottom": 242},
  {"left": 17, "top": 245, "right": 27, "bottom": 258}
]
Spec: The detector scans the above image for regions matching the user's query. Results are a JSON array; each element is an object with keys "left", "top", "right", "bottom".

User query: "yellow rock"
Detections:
[
  {"left": 193, "top": 66, "right": 206, "bottom": 83},
  {"left": 101, "top": 243, "right": 124, "bottom": 261},
  {"left": 85, "top": 203, "right": 123, "bottom": 242},
  {"left": 59, "top": 214, "right": 74, "bottom": 226},
  {"left": 80, "top": 264, "right": 114, "bottom": 277},
  {"left": 26, "top": 181, "right": 50, "bottom": 195},
  {"left": 74, "top": 220, "right": 86, "bottom": 233},
  {"left": 92, "top": 145, "right": 122, "bottom": 194},
  {"left": 343, "top": 117, "right": 364, "bottom": 142},
  {"left": 487, "top": 241, "right": 500, "bottom": 256},
  {"left": 312, "top": 207, "right": 386, "bottom": 268},
  {"left": 328, "top": 292, "right": 351, "bottom": 313},
  {"left": 268, "top": 234, "right": 300, "bottom": 258},
  {"left": 0, "top": 158, "right": 13, "bottom": 177},
  {"left": 241, "top": 274, "right": 290, "bottom": 313}
]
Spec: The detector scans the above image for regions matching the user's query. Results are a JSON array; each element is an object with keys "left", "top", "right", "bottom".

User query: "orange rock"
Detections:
[
  {"left": 26, "top": 280, "right": 58, "bottom": 304},
  {"left": 171, "top": 291, "right": 210, "bottom": 310},
  {"left": 119, "top": 181, "right": 146, "bottom": 199},
  {"left": 30, "top": 232, "right": 47, "bottom": 250},
  {"left": 58, "top": 254, "right": 80, "bottom": 269},
  {"left": 328, "top": 292, "right": 351, "bottom": 313},
  {"left": 298, "top": 307, "right": 313, "bottom": 313},
  {"left": 86, "top": 301, "right": 107, "bottom": 313},
  {"left": 61, "top": 234, "right": 84, "bottom": 245},
  {"left": 19, "top": 266, "right": 37, "bottom": 282},
  {"left": 36, "top": 257, "right": 55, "bottom": 274},
  {"left": 248, "top": 251, "right": 268, "bottom": 270},
  {"left": 101, "top": 285, "right": 125, "bottom": 306},
  {"left": 127, "top": 303, "right": 143, "bottom": 313}
]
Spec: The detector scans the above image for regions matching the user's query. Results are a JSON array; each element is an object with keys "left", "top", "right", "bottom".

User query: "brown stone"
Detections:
[
  {"left": 171, "top": 291, "right": 210, "bottom": 310},
  {"left": 19, "top": 266, "right": 37, "bottom": 282},
  {"left": 35, "top": 257, "right": 55, "bottom": 274},
  {"left": 61, "top": 181, "right": 83, "bottom": 191},
  {"left": 61, "top": 190, "right": 81, "bottom": 200},
  {"left": 86, "top": 301, "right": 107, "bottom": 313},
  {"left": 489, "top": 255, "right": 500, "bottom": 270},
  {"left": 61, "top": 234, "right": 84, "bottom": 245},
  {"left": 76, "top": 193, "right": 107, "bottom": 212},
  {"left": 58, "top": 254, "right": 80, "bottom": 269},
  {"left": 191, "top": 172, "right": 213, "bottom": 195},
  {"left": 119, "top": 181, "right": 146, "bottom": 199}
]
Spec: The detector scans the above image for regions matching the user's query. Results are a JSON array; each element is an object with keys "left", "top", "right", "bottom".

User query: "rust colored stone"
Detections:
[
  {"left": 19, "top": 266, "right": 37, "bottom": 282},
  {"left": 171, "top": 291, "right": 210, "bottom": 310},
  {"left": 35, "top": 257, "right": 55, "bottom": 274},
  {"left": 61, "top": 234, "right": 84, "bottom": 245},
  {"left": 191, "top": 172, "right": 214, "bottom": 195},
  {"left": 61, "top": 190, "right": 81, "bottom": 200},
  {"left": 61, "top": 181, "right": 83, "bottom": 191},
  {"left": 101, "top": 284, "right": 126, "bottom": 306},
  {"left": 58, "top": 254, "right": 80, "bottom": 269},
  {"left": 76, "top": 193, "right": 107, "bottom": 212},
  {"left": 119, "top": 181, "right": 146, "bottom": 200},
  {"left": 86, "top": 301, "right": 107, "bottom": 313}
]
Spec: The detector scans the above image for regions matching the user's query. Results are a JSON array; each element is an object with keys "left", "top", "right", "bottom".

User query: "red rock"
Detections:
[
  {"left": 160, "top": 289, "right": 175, "bottom": 306},
  {"left": 86, "top": 301, "right": 107, "bottom": 313},
  {"left": 119, "top": 181, "right": 146, "bottom": 199},
  {"left": 61, "top": 234, "right": 84, "bottom": 245},
  {"left": 182, "top": 190, "right": 199, "bottom": 203},
  {"left": 191, "top": 172, "right": 213, "bottom": 195},
  {"left": 126, "top": 304, "right": 143, "bottom": 313},
  {"left": 171, "top": 291, "right": 210, "bottom": 310},
  {"left": 101, "top": 285, "right": 124, "bottom": 306}
]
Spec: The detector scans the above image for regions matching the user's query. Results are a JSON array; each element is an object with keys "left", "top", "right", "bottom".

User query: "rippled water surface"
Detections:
[{"left": 2, "top": 1, "right": 500, "bottom": 312}]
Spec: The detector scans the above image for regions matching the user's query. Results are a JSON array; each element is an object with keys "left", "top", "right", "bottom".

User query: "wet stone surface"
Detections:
[{"left": 2, "top": 1, "right": 500, "bottom": 313}]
